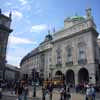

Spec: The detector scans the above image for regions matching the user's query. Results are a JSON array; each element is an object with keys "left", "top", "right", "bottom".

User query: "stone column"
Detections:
[
  {"left": 89, "top": 72, "right": 96, "bottom": 84},
  {"left": 88, "top": 64, "right": 96, "bottom": 84},
  {"left": 73, "top": 39, "right": 78, "bottom": 65},
  {"left": 75, "top": 71, "right": 78, "bottom": 85}
]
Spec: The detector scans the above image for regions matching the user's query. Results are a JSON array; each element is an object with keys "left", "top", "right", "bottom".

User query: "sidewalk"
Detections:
[
  {"left": 2, "top": 89, "right": 100, "bottom": 100},
  {"left": 2, "top": 89, "right": 85, "bottom": 100},
  {"left": 71, "top": 93, "right": 85, "bottom": 100},
  {"left": 2, "top": 91, "right": 40, "bottom": 100}
]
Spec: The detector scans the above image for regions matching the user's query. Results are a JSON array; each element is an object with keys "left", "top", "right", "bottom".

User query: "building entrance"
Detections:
[
  {"left": 55, "top": 70, "right": 63, "bottom": 76},
  {"left": 78, "top": 68, "right": 89, "bottom": 84},
  {"left": 66, "top": 70, "right": 75, "bottom": 86}
]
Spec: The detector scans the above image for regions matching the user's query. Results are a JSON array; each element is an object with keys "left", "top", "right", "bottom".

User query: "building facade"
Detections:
[
  {"left": 20, "top": 8, "right": 100, "bottom": 85},
  {"left": 5, "top": 64, "right": 20, "bottom": 81},
  {"left": 0, "top": 9, "right": 13, "bottom": 80}
]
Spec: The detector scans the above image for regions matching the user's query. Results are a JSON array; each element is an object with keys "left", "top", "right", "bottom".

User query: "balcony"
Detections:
[
  {"left": 66, "top": 61, "right": 73, "bottom": 66},
  {"left": 56, "top": 63, "right": 62, "bottom": 67},
  {"left": 78, "top": 59, "right": 87, "bottom": 65}
]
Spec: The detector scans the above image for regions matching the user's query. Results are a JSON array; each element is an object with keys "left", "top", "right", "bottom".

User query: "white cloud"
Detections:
[
  {"left": 6, "top": 55, "right": 21, "bottom": 67},
  {"left": 8, "top": 35, "right": 33, "bottom": 44},
  {"left": 30, "top": 24, "right": 48, "bottom": 32},
  {"left": 7, "top": 45, "right": 35, "bottom": 67},
  {"left": 12, "top": 10, "right": 23, "bottom": 19},
  {"left": 19, "top": 0, "right": 28, "bottom": 5},
  {"left": 98, "top": 35, "right": 100, "bottom": 39}
]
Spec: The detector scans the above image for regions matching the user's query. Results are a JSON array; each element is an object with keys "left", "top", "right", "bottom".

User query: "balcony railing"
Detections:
[
  {"left": 66, "top": 61, "right": 73, "bottom": 66},
  {"left": 56, "top": 63, "right": 62, "bottom": 67},
  {"left": 78, "top": 59, "right": 87, "bottom": 65}
]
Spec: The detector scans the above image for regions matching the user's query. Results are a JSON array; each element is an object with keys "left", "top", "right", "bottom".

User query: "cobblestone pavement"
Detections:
[
  {"left": 1, "top": 86, "right": 100, "bottom": 100},
  {"left": 1, "top": 95, "right": 40, "bottom": 100}
]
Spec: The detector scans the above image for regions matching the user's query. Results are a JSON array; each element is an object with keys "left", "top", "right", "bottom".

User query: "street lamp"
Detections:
[{"left": 32, "top": 68, "right": 37, "bottom": 97}]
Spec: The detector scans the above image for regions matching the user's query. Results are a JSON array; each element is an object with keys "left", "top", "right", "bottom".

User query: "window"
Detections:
[
  {"left": 78, "top": 47, "right": 85, "bottom": 60},
  {"left": 78, "top": 44, "right": 87, "bottom": 65},
  {"left": 66, "top": 46, "right": 73, "bottom": 65},
  {"left": 56, "top": 47, "right": 62, "bottom": 64}
]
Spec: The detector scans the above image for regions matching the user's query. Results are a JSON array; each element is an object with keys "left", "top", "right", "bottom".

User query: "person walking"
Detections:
[
  {"left": 85, "top": 85, "right": 92, "bottom": 100},
  {"left": 48, "top": 83, "right": 53, "bottom": 100},
  {"left": 91, "top": 85, "right": 96, "bottom": 100},
  {"left": 60, "top": 87, "right": 64, "bottom": 100},
  {"left": 16, "top": 82, "right": 23, "bottom": 100},
  {"left": 23, "top": 83, "right": 28, "bottom": 100},
  {"left": 0, "top": 83, "right": 2, "bottom": 99},
  {"left": 66, "top": 86, "right": 71, "bottom": 100},
  {"left": 42, "top": 85, "right": 46, "bottom": 100}
]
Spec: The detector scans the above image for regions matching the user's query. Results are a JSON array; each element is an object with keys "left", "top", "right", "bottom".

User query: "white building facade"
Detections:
[{"left": 20, "top": 8, "right": 100, "bottom": 85}]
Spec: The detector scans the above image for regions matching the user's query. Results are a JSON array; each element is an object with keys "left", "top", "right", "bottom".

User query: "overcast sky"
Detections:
[{"left": 0, "top": 0, "right": 100, "bottom": 67}]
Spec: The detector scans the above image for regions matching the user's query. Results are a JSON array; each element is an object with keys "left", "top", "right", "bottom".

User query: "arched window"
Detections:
[
  {"left": 78, "top": 43, "right": 87, "bottom": 65},
  {"left": 66, "top": 46, "right": 73, "bottom": 65},
  {"left": 56, "top": 47, "right": 62, "bottom": 64}
]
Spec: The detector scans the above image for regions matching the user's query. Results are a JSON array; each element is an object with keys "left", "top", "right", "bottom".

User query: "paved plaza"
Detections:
[{"left": 1, "top": 86, "right": 100, "bottom": 100}]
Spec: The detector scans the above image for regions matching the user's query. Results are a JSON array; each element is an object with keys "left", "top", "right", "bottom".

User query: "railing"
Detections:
[
  {"left": 78, "top": 59, "right": 87, "bottom": 65},
  {"left": 56, "top": 63, "right": 62, "bottom": 67},
  {"left": 66, "top": 61, "right": 73, "bottom": 66}
]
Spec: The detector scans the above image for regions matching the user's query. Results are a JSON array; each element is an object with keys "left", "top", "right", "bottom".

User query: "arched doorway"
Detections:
[
  {"left": 55, "top": 70, "right": 64, "bottom": 80},
  {"left": 66, "top": 70, "right": 75, "bottom": 85},
  {"left": 78, "top": 68, "right": 89, "bottom": 84},
  {"left": 55, "top": 70, "right": 63, "bottom": 76}
]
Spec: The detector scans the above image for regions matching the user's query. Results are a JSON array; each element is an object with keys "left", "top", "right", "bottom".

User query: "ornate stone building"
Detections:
[
  {"left": 0, "top": 9, "right": 13, "bottom": 80},
  {"left": 20, "top": 8, "right": 100, "bottom": 85}
]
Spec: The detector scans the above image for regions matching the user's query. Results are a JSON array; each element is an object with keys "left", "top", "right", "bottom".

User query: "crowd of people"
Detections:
[
  {"left": 0, "top": 79, "right": 98, "bottom": 100},
  {"left": 0, "top": 80, "right": 29, "bottom": 100},
  {"left": 85, "top": 85, "right": 96, "bottom": 100},
  {"left": 42, "top": 83, "right": 71, "bottom": 100}
]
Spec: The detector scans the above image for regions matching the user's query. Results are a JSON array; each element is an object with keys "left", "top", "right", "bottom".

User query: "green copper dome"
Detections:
[
  {"left": 70, "top": 15, "right": 85, "bottom": 21},
  {"left": 65, "top": 14, "right": 85, "bottom": 22}
]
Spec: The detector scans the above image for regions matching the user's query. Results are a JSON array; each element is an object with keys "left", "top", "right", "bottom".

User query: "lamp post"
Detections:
[
  {"left": 0, "top": 58, "right": 6, "bottom": 80},
  {"left": 32, "top": 68, "right": 36, "bottom": 97}
]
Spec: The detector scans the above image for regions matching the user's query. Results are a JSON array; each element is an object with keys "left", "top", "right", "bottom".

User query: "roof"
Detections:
[
  {"left": 70, "top": 15, "right": 85, "bottom": 20},
  {"left": 6, "top": 64, "right": 20, "bottom": 71},
  {"left": 20, "top": 48, "right": 39, "bottom": 66},
  {"left": 64, "top": 15, "right": 85, "bottom": 22}
]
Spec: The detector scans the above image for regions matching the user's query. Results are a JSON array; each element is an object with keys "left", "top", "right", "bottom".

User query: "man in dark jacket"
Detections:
[
  {"left": 16, "top": 82, "right": 23, "bottom": 100},
  {"left": 48, "top": 84, "right": 53, "bottom": 100}
]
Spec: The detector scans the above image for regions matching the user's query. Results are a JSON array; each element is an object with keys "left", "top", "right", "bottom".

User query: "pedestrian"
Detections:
[
  {"left": 0, "top": 83, "right": 2, "bottom": 99},
  {"left": 48, "top": 83, "right": 53, "bottom": 100},
  {"left": 16, "top": 82, "right": 23, "bottom": 100},
  {"left": 66, "top": 89, "right": 71, "bottom": 100},
  {"left": 85, "top": 85, "right": 92, "bottom": 100},
  {"left": 23, "top": 83, "right": 28, "bottom": 100},
  {"left": 91, "top": 85, "right": 96, "bottom": 100},
  {"left": 60, "top": 87, "right": 64, "bottom": 100},
  {"left": 42, "top": 85, "right": 46, "bottom": 100}
]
